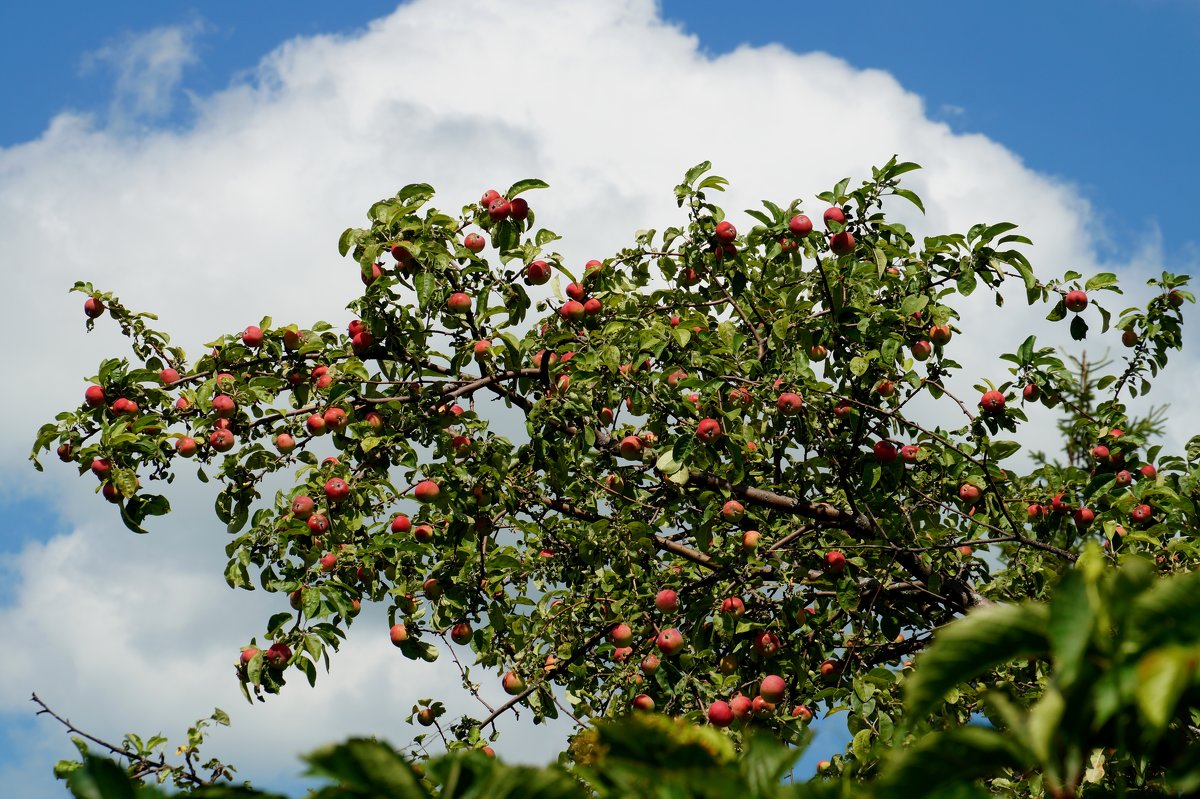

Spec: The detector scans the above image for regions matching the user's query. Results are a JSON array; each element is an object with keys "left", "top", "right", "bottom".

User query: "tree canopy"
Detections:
[{"left": 33, "top": 158, "right": 1200, "bottom": 797}]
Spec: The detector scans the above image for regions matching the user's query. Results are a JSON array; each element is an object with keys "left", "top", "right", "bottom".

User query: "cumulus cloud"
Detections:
[{"left": 0, "top": 0, "right": 1191, "bottom": 795}]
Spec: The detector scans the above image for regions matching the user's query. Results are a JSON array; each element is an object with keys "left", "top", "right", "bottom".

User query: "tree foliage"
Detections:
[{"left": 33, "top": 158, "right": 1200, "bottom": 796}]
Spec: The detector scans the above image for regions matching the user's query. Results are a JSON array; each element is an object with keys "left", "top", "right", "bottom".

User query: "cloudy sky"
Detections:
[{"left": 2, "top": 1, "right": 1198, "bottom": 795}]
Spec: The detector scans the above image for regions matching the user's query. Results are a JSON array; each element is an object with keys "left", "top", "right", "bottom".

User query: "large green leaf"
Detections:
[
  {"left": 874, "top": 727, "right": 1024, "bottom": 798},
  {"left": 304, "top": 738, "right": 428, "bottom": 798},
  {"left": 905, "top": 602, "right": 1049, "bottom": 721}
]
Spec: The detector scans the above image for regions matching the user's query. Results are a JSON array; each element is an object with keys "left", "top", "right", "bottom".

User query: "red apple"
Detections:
[
  {"left": 83, "top": 296, "right": 105, "bottom": 318},
  {"left": 753, "top": 631, "right": 782, "bottom": 658},
  {"left": 324, "top": 478, "right": 350, "bottom": 503},
  {"left": 1064, "top": 290, "right": 1088, "bottom": 313},
  {"left": 464, "top": 233, "right": 485, "bottom": 252},
  {"left": 656, "top": 627, "right": 685, "bottom": 656},
  {"left": 306, "top": 514, "right": 329, "bottom": 534},
  {"left": 721, "top": 500, "right": 745, "bottom": 522},
  {"left": 730, "top": 694, "right": 753, "bottom": 720},
  {"left": 324, "top": 407, "right": 348, "bottom": 431},
  {"left": 809, "top": 344, "right": 828, "bottom": 361},
  {"left": 1073, "top": 507, "right": 1095, "bottom": 526},
  {"left": 819, "top": 659, "right": 840, "bottom": 678},
  {"left": 306, "top": 414, "right": 327, "bottom": 435},
  {"left": 911, "top": 340, "right": 932, "bottom": 361},
  {"left": 447, "top": 292, "right": 472, "bottom": 314},
  {"left": 102, "top": 482, "right": 121, "bottom": 503},
  {"left": 696, "top": 418, "right": 722, "bottom": 443},
  {"left": 275, "top": 433, "right": 296, "bottom": 453},
  {"left": 958, "top": 484, "right": 982, "bottom": 504},
  {"left": 1131, "top": 504, "right": 1153, "bottom": 524},
  {"left": 584, "top": 297, "right": 602, "bottom": 315},
  {"left": 508, "top": 197, "right": 529, "bottom": 221},
  {"left": 823, "top": 207, "right": 846, "bottom": 226},
  {"left": 319, "top": 552, "right": 337, "bottom": 572},
  {"left": 240, "top": 647, "right": 259, "bottom": 665},
  {"left": 640, "top": 654, "right": 660, "bottom": 675},
  {"left": 760, "top": 675, "right": 787, "bottom": 704},
  {"left": 389, "top": 623, "right": 408, "bottom": 646},
  {"left": 90, "top": 458, "right": 112, "bottom": 479},
  {"left": 1022, "top": 383, "right": 1040, "bottom": 401},
  {"left": 792, "top": 705, "right": 813, "bottom": 721},
  {"left": 979, "top": 390, "right": 1005, "bottom": 414},
  {"left": 873, "top": 440, "right": 897, "bottom": 463},
  {"left": 788, "top": 214, "right": 813, "bottom": 236},
  {"left": 84, "top": 385, "right": 106, "bottom": 408},
  {"left": 610, "top": 623, "right": 634, "bottom": 647},
  {"left": 566, "top": 282, "right": 585, "bottom": 302},
  {"left": 1139, "top": 464, "right": 1157, "bottom": 480},
  {"left": 720, "top": 596, "right": 745, "bottom": 617},
  {"left": 1092, "top": 444, "right": 1111, "bottom": 462},
  {"left": 175, "top": 436, "right": 198, "bottom": 457},
  {"left": 823, "top": 550, "right": 846, "bottom": 574},
  {"left": 714, "top": 220, "right": 737, "bottom": 243},
  {"left": 291, "top": 495, "right": 314, "bottom": 519},
  {"left": 450, "top": 622, "right": 473, "bottom": 645},
  {"left": 209, "top": 429, "right": 235, "bottom": 452},
  {"left": 829, "top": 231, "right": 856, "bottom": 256},
  {"left": 55, "top": 443, "right": 73, "bottom": 462},
  {"left": 212, "top": 394, "right": 236, "bottom": 418},
  {"left": 480, "top": 189, "right": 500, "bottom": 207},
  {"left": 265, "top": 643, "right": 291, "bottom": 669},
  {"left": 1122, "top": 328, "right": 1138, "bottom": 347},
  {"left": 414, "top": 480, "right": 440, "bottom": 503},
  {"left": 632, "top": 694, "right": 655, "bottom": 711},
  {"left": 899, "top": 444, "right": 919, "bottom": 463},
  {"left": 242, "top": 325, "right": 264, "bottom": 348},
  {"left": 655, "top": 589, "right": 679, "bottom": 613},
  {"left": 777, "top": 392, "right": 804, "bottom": 415},
  {"left": 619, "top": 435, "right": 643, "bottom": 459},
  {"left": 876, "top": 380, "right": 896, "bottom": 398},
  {"left": 526, "top": 260, "right": 552, "bottom": 285},
  {"left": 742, "top": 530, "right": 761, "bottom": 550},
  {"left": 159, "top": 367, "right": 180, "bottom": 384},
  {"left": 708, "top": 700, "right": 734, "bottom": 727},
  {"left": 487, "top": 197, "right": 511, "bottom": 220},
  {"left": 412, "top": 524, "right": 434, "bottom": 543},
  {"left": 502, "top": 671, "right": 526, "bottom": 695},
  {"left": 560, "top": 300, "right": 585, "bottom": 321},
  {"left": 929, "top": 325, "right": 952, "bottom": 345}
]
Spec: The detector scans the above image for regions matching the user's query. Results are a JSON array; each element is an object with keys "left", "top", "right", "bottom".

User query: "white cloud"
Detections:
[
  {"left": 0, "top": 0, "right": 1192, "bottom": 795},
  {"left": 80, "top": 21, "right": 204, "bottom": 126}
]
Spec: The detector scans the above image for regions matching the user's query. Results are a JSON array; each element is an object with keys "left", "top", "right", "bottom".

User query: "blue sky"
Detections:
[{"left": 2, "top": 1, "right": 1198, "bottom": 795}]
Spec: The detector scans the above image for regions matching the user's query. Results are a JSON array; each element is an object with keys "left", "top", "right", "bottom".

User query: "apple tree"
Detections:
[{"left": 32, "top": 158, "right": 1200, "bottom": 792}]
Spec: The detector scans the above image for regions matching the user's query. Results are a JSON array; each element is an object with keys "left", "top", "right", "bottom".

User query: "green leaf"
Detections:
[
  {"left": 1046, "top": 300, "right": 1067, "bottom": 322},
  {"left": 1046, "top": 570, "right": 1094, "bottom": 690},
  {"left": 682, "top": 161, "right": 712, "bottom": 187},
  {"left": 1135, "top": 646, "right": 1196, "bottom": 737},
  {"left": 988, "top": 440, "right": 1020, "bottom": 460},
  {"left": 1069, "top": 315, "right": 1088, "bottom": 340},
  {"left": 739, "top": 730, "right": 804, "bottom": 794},
  {"left": 1085, "top": 272, "right": 1119, "bottom": 291},
  {"left": 305, "top": 738, "right": 428, "bottom": 798},
  {"left": 892, "top": 188, "right": 925, "bottom": 214},
  {"left": 66, "top": 755, "right": 145, "bottom": 799},
  {"left": 414, "top": 272, "right": 436, "bottom": 312},
  {"left": 505, "top": 178, "right": 550, "bottom": 199},
  {"left": 905, "top": 602, "right": 1049, "bottom": 721},
  {"left": 875, "top": 727, "right": 1024, "bottom": 798}
]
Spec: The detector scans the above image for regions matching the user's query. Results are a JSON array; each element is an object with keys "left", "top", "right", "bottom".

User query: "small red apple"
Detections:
[
  {"left": 696, "top": 418, "right": 722, "bottom": 443},
  {"left": 929, "top": 325, "right": 952, "bottom": 345},
  {"left": 979, "top": 390, "right": 1005, "bottom": 414},
  {"left": 656, "top": 627, "right": 685, "bottom": 656},
  {"left": 1064, "top": 290, "right": 1088, "bottom": 313},
  {"left": 560, "top": 300, "right": 585, "bottom": 321},
  {"left": 447, "top": 292, "right": 472, "bottom": 314},
  {"left": 655, "top": 589, "right": 679, "bottom": 613},
  {"left": 464, "top": 232, "right": 485, "bottom": 253},
  {"left": 899, "top": 444, "right": 919, "bottom": 463},
  {"left": 708, "top": 700, "right": 734, "bottom": 727},
  {"left": 760, "top": 675, "right": 787, "bottom": 704},
  {"left": 84, "top": 385, "right": 106, "bottom": 407},
  {"left": 306, "top": 514, "right": 329, "bottom": 534},
  {"left": 389, "top": 623, "right": 408, "bottom": 646},
  {"left": 306, "top": 414, "right": 327, "bottom": 435},
  {"left": 753, "top": 631, "right": 782, "bottom": 658},
  {"left": 823, "top": 207, "right": 846, "bottom": 226},
  {"left": 584, "top": 297, "right": 602, "bottom": 315},
  {"left": 209, "top": 429, "right": 235, "bottom": 452},
  {"left": 829, "top": 230, "right": 855, "bottom": 256},
  {"left": 526, "top": 260, "right": 552, "bottom": 285},
  {"left": 1131, "top": 504, "right": 1153, "bottom": 524},
  {"left": 175, "top": 436, "right": 198, "bottom": 457},
  {"left": 640, "top": 654, "right": 660, "bottom": 675},
  {"left": 275, "top": 433, "right": 296, "bottom": 453},
  {"left": 1139, "top": 464, "right": 1157, "bottom": 479},
  {"left": 714, "top": 220, "right": 737, "bottom": 243},
  {"left": 823, "top": 550, "right": 847, "bottom": 574},
  {"left": 1022, "top": 383, "right": 1040, "bottom": 402},
  {"left": 730, "top": 694, "right": 753, "bottom": 719},
  {"left": 632, "top": 694, "right": 655, "bottom": 711},
  {"left": 414, "top": 480, "right": 440, "bottom": 503},
  {"left": 911, "top": 340, "right": 932, "bottom": 361},
  {"left": 324, "top": 478, "right": 350, "bottom": 503},
  {"left": 83, "top": 296, "right": 105, "bottom": 318},
  {"left": 1073, "top": 507, "right": 1095, "bottom": 526},
  {"left": 508, "top": 197, "right": 529, "bottom": 221},
  {"left": 619, "top": 435, "right": 643, "bottom": 459},
  {"left": 502, "top": 671, "right": 527, "bottom": 695},
  {"left": 450, "top": 622, "right": 473, "bottom": 645},
  {"left": 566, "top": 282, "right": 585, "bottom": 302},
  {"left": 242, "top": 325, "right": 264, "bottom": 348},
  {"left": 958, "top": 484, "right": 982, "bottom": 504},
  {"left": 873, "top": 440, "right": 897, "bottom": 463},
  {"left": 721, "top": 500, "right": 745, "bottom": 522},
  {"left": 777, "top": 392, "right": 804, "bottom": 415},
  {"left": 159, "top": 367, "right": 180, "bottom": 384},
  {"left": 487, "top": 197, "right": 511, "bottom": 220},
  {"left": 789, "top": 214, "right": 813, "bottom": 236},
  {"left": 90, "top": 458, "right": 112, "bottom": 479},
  {"left": 720, "top": 597, "right": 745, "bottom": 617}
]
